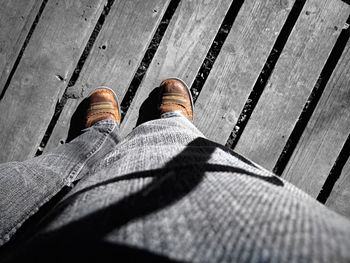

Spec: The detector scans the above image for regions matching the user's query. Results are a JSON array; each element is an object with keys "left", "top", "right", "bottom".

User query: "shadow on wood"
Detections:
[
  {"left": 135, "top": 87, "right": 161, "bottom": 127},
  {"left": 66, "top": 98, "right": 89, "bottom": 143}
]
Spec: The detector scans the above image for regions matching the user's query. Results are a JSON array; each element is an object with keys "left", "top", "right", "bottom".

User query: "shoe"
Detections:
[
  {"left": 158, "top": 78, "right": 194, "bottom": 121},
  {"left": 85, "top": 87, "right": 121, "bottom": 128}
]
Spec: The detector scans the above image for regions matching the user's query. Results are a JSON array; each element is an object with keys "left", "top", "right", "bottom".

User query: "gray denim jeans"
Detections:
[{"left": 1, "top": 116, "right": 350, "bottom": 262}]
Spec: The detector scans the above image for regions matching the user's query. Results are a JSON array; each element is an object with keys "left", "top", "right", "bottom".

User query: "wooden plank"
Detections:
[
  {"left": 120, "top": 0, "right": 234, "bottom": 137},
  {"left": 0, "top": 0, "right": 42, "bottom": 95},
  {"left": 234, "top": 0, "right": 350, "bottom": 170},
  {"left": 0, "top": 0, "right": 106, "bottom": 163},
  {"left": 45, "top": 0, "right": 171, "bottom": 152},
  {"left": 194, "top": 0, "right": 295, "bottom": 144},
  {"left": 282, "top": 39, "right": 350, "bottom": 197},
  {"left": 326, "top": 157, "right": 350, "bottom": 219}
]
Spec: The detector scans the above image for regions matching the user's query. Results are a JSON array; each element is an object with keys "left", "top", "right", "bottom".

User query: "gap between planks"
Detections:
[
  {"left": 44, "top": 0, "right": 173, "bottom": 152},
  {"left": 194, "top": 0, "right": 297, "bottom": 145},
  {"left": 0, "top": 0, "right": 106, "bottom": 163},
  {"left": 234, "top": 0, "right": 350, "bottom": 172},
  {"left": 325, "top": 135, "right": 350, "bottom": 219},
  {"left": 0, "top": 0, "right": 44, "bottom": 98},
  {"left": 281, "top": 33, "right": 350, "bottom": 198},
  {"left": 119, "top": 0, "right": 238, "bottom": 138}
]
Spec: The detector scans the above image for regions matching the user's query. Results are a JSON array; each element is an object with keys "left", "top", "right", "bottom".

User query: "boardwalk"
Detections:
[{"left": 0, "top": 0, "right": 349, "bottom": 218}]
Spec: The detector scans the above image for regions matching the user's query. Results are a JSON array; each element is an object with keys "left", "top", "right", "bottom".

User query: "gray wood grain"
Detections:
[
  {"left": 44, "top": 0, "right": 171, "bottom": 152},
  {"left": 326, "top": 156, "right": 350, "bottom": 219},
  {"left": 282, "top": 39, "right": 350, "bottom": 198},
  {"left": 120, "top": 0, "right": 233, "bottom": 138},
  {"left": 234, "top": 0, "right": 350, "bottom": 171},
  {"left": 0, "top": 0, "right": 42, "bottom": 95},
  {"left": 194, "top": 0, "right": 295, "bottom": 144},
  {"left": 0, "top": 0, "right": 106, "bottom": 163}
]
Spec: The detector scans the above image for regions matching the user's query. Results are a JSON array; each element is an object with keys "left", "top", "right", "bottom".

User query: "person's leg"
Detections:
[
  {"left": 13, "top": 112, "right": 350, "bottom": 262},
  {"left": 4, "top": 79, "right": 350, "bottom": 262},
  {"left": 0, "top": 88, "right": 121, "bottom": 246},
  {"left": 90, "top": 116, "right": 350, "bottom": 262},
  {"left": 50, "top": 79, "right": 350, "bottom": 261},
  {"left": 118, "top": 81, "right": 350, "bottom": 261}
]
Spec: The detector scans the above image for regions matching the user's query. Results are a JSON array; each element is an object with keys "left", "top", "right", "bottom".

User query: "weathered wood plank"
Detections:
[
  {"left": 326, "top": 156, "right": 350, "bottom": 219},
  {"left": 0, "top": 0, "right": 106, "bottom": 163},
  {"left": 234, "top": 0, "right": 350, "bottom": 170},
  {"left": 120, "top": 0, "right": 234, "bottom": 137},
  {"left": 0, "top": 0, "right": 42, "bottom": 95},
  {"left": 45, "top": 0, "right": 171, "bottom": 152},
  {"left": 282, "top": 39, "right": 350, "bottom": 197},
  {"left": 194, "top": 0, "right": 295, "bottom": 144}
]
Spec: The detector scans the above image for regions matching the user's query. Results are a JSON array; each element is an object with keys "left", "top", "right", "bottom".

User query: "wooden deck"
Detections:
[{"left": 0, "top": 0, "right": 349, "bottom": 218}]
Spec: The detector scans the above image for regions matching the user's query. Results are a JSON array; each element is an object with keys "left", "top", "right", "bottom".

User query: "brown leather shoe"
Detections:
[
  {"left": 159, "top": 78, "right": 194, "bottom": 121},
  {"left": 85, "top": 87, "right": 121, "bottom": 128}
]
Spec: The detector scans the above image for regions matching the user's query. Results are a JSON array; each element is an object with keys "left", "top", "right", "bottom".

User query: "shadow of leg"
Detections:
[
  {"left": 66, "top": 98, "right": 89, "bottom": 143},
  {"left": 135, "top": 87, "right": 160, "bottom": 127}
]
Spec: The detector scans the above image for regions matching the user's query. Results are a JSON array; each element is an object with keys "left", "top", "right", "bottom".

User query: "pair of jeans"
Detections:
[{"left": 0, "top": 116, "right": 350, "bottom": 262}]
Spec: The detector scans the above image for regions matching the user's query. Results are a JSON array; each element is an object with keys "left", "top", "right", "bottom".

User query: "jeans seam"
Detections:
[{"left": 65, "top": 124, "right": 117, "bottom": 186}]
